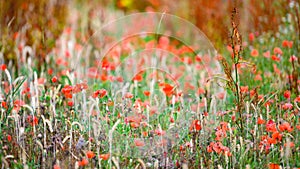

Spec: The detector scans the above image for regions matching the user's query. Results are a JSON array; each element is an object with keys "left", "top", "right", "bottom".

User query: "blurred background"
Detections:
[{"left": 0, "top": 0, "right": 295, "bottom": 64}]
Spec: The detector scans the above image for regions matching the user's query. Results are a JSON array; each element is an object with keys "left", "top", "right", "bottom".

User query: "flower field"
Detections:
[{"left": 0, "top": 1, "right": 299, "bottom": 169}]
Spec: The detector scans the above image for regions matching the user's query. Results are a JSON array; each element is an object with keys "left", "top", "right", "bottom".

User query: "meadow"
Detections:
[{"left": 0, "top": 1, "right": 299, "bottom": 169}]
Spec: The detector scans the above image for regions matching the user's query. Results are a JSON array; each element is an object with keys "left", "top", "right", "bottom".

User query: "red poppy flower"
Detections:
[
  {"left": 249, "top": 33, "right": 255, "bottom": 42},
  {"left": 268, "top": 163, "right": 280, "bottom": 169},
  {"left": 86, "top": 151, "right": 95, "bottom": 159},
  {"left": 7, "top": 134, "right": 12, "bottom": 142},
  {"left": 162, "top": 83, "right": 174, "bottom": 96},
  {"left": 134, "top": 139, "right": 145, "bottom": 147},
  {"left": 263, "top": 51, "right": 270, "bottom": 58},
  {"left": 130, "top": 122, "right": 140, "bottom": 128},
  {"left": 67, "top": 101, "right": 74, "bottom": 107},
  {"left": 99, "top": 153, "right": 110, "bottom": 160},
  {"left": 93, "top": 89, "right": 107, "bottom": 98},
  {"left": 189, "top": 119, "right": 202, "bottom": 131},
  {"left": 283, "top": 90, "right": 291, "bottom": 99},
  {"left": 133, "top": 74, "right": 143, "bottom": 82},
  {"left": 272, "top": 131, "right": 282, "bottom": 141},
  {"left": 125, "top": 92, "right": 133, "bottom": 99},
  {"left": 62, "top": 85, "right": 73, "bottom": 98},
  {"left": 207, "top": 145, "right": 213, "bottom": 153},
  {"left": 251, "top": 49, "right": 259, "bottom": 57},
  {"left": 295, "top": 95, "right": 300, "bottom": 102},
  {"left": 284, "top": 142, "right": 295, "bottom": 148},
  {"left": 53, "top": 164, "right": 61, "bottom": 169},
  {"left": 1, "top": 64, "right": 7, "bottom": 71},
  {"left": 257, "top": 117, "right": 266, "bottom": 125},
  {"left": 197, "top": 88, "right": 205, "bottom": 95},
  {"left": 240, "top": 86, "right": 249, "bottom": 93},
  {"left": 73, "top": 83, "right": 88, "bottom": 93},
  {"left": 282, "top": 103, "right": 293, "bottom": 110},
  {"left": 52, "top": 76, "right": 58, "bottom": 83},
  {"left": 1, "top": 101, "right": 7, "bottom": 109},
  {"left": 27, "top": 115, "right": 39, "bottom": 126},
  {"left": 78, "top": 158, "right": 88, "bottom": 166},
  {"left": 266, "top": 120, "right": 277, "bottom": 133},
  {"left": 282, "top": 40, "right": 293, "bottom": 48},
  {"left": 279, "top": 122, "right": 293, "bottom": 132},
  {"left": 143, "top": 90, "right": 150, "bottom": 96},
  {"left": 154, "top": 129, "right": 166, "bottom": 136},
  {"left": 48, "top": 69, "right": 53, "bottom": 75},
  {"left": 273, "top": 47, "right": 283, "bottom": 55},
  {"left": 271, "top": 55, "right": 281, "bottom": 62}
]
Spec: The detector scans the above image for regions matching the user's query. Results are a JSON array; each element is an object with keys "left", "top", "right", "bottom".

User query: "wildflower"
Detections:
[
  {"left": 72, "top": 82, "right": 88, "bottom": 93},
  {"left": 134, "top": 139, "right": 145, "bottom": 147},
  {"left": 67, "top": 101, "right": 74, "bottom": 107},
  {"left": 271, "top": 55, "right": 280, "bottom": 62},
  {"left": 154, "top": 129, "right": 166, "bottom": 136},
  {"left": 7, "top": 134, "right": 12, "bottom": 142},
  {"left": 130, "top": 122, "right": 140, "bottom": 128},
  {"left": 273, "top": 47, "right": 283, "bottom": 55},
  {"left": 142, "top": 131, "right": 148, "bottom": 137},
  {"left": 1, "top": 64, "right": 7, "bottom": 71},
  {"left": 143, "top": 90, "right": 150, "bottom": 96},
  {"left": 251, "top": 49, "right": 259, "bottom": 57},
  {"left": 273, "top": 64, "right": 281, "bottom": 74},
  {"left": 92, "top": 89, "right": 107, "bottom": 98},
  {"left": 263, "top": 51, "right": 270, "bottom": 58},
  {"left": 133, "top": 74, "right": 143, "bottom": 82},
  {"left": 284, "top": 142, "right": 295, "bottom": 148},
  {"left": 197, "top": 87, "right": 205, "bottom": 95},
  {"left": 206, "top": 145, "right": 213, "bottom": 153},
  {"left": 27, "top": 115, "right": 38, "bottom": 126},
  {"left": 53, "top": 164, "right": 61, "bottom": 169},
  {"left": 87, "top": 67, "right": 99, "bottom": 79},
  {"left": 284, "top": 90, "right": 291, "bottom": 99},
  {"left": 170, "top": 117, "right": 175, "bottom": 123},
  {"left": 295, "top": 95, "right": 300, "bottom": 102},
  {"left": 78, "top": 158, "right": 88, "bottom": 167},
  {"left": 65, "top": 50, "right": 71, "bottom": 58},
  {"left": 267, "top": 136, "right": 277, "bottom": 145},
  {"left": 14, "top": 100, "right": 25, "bottom": 111},
  {"left": 52, "top": 76, "right": 58, "bottom": 83},
  {"left": 62, "top": 85, "right": 73, "bottom": 98},
  {"left": 125, "top": 92, "right": 133, "bottom": 99},
  {"left": 162, "top": 83, "right": 174, "bottom": 96},
  {"left": 272, "top": 131, "right": 282, "bottom": 141},
  {"left": 86, "top": 151, "right": 95, "bottom": 159},
  {"left": 189, "top": 119, "right": 202, "bottom": 131},
  {"left": 38, "top": 78, "right": 46, "bottom": 85},
  {"left": 289, "top": 55, "right": 297, "bottom": 62},
  {"left": 217, "top": 92, "right": 225, "bottom": 99},
  {"left": 99, "top": 153, "right": 110, "bottom": 160},
  {"left": 257, "top": 117, "right": 266, "bottom": 125},
  {"left": 1, "top": 101, "right": 7, "bottom": 109},
  {"left": 249, "top": 33, "right": 255, "bottom": 42},
  {"left": 240, "top": 86, "right": 249, "bottom": 93},
  {"left": 254, "top": 74, "right": 262, "bottom": 81},
  {"left": 196, "top": 55, "right": 202, "bottom": 62},
  {"left": 158, "top": 36, "right": 169, "bottom": 49},
  {"left": 282, "top": 40, "right": 293, "bottom": 48},
  {"left": 266, "top": 120, "right": 277, "bottom": 133},
  {"left": 282, "top": 103, "right": 293, "bottom": 110},
  {"left": 279, "top": 122, "right": 293, "bottom": 132},
  {"left": 215, "top": 129, "right": 226, "bottom": 141},
  {"left": 48, "top": 68, "right": 53, "bottom": 75},
  {"left": 268, "top": 163, "right": 280, "bottom": 169}
]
